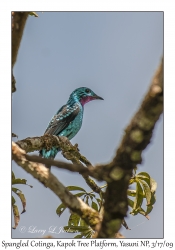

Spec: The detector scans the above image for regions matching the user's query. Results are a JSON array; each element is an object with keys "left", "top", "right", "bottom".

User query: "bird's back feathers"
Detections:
[{"left": 44, "top": 103, "right": 80, "bottom": 136}]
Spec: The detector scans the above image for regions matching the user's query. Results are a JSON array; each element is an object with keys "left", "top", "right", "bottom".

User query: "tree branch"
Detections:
[
  {"left": 12, "top": 72, "right": 16, "bottom": 93},
  {"left": 12, "top": 12, "right": 29, "bottom": 67},
  {"left": 12, "top": 11, "right": 29, "bottom": 93},
  {"left": 16, "top": 135, "right": 105, "bottom": 195},
  {"left": 12, "top": 142, "right": 101, "bottom": 230},
  {"left": 97, "top": 57, "right": 163, "bottom": 238},
  {"left": 60, "top": 143, "right": 104, "bottom": 196},
  {"left": 16, "top": 135, "right": 91, "bottom": 166},
  {"left": 25, "top": 154, "right": 95, "bottom": 177}
]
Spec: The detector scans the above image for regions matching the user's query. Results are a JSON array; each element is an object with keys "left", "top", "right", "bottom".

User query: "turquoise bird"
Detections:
[{"left": 39, "top": 87, "right": 103, "bottom": 169}]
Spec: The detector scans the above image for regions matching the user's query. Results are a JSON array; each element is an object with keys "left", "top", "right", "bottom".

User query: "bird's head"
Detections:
[{"left": 69, "top": 87, "right": 104, "bottom": 106}]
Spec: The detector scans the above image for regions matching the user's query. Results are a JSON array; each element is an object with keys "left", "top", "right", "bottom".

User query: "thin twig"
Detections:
[{"left": 25, "top": 154, "right": 95, "bottom": 177}]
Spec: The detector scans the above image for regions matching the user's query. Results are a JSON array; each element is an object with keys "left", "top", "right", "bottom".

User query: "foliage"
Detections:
[
  {"left": 56, "top": 171, "right": 157, "bottom": 238},
  {"left": 12, "top": 171, "right": 33, "bottom": 229},
  {"left": 56, "top": 185, "right": 100, "bottom": 238},
  {"left": 128, "top": 171, "right": 157, "bottom": 219}
]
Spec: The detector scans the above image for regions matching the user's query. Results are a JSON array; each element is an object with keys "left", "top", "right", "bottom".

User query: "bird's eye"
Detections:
[{"left": 85, "top": 88, "right": 90, "bottom": 93}]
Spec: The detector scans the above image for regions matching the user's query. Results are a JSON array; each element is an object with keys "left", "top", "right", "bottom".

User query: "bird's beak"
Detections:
[{"left": 94, "top": 94, "right": 104, "bottom": 100}]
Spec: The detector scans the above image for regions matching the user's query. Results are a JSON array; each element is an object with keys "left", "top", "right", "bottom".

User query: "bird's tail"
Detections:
[{"left": 39, "top": 147, "right": 59, "bottom": 170}]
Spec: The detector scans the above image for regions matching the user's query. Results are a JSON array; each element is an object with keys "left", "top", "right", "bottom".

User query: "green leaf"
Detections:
[
  {"left": 17, "top": 193, "right": 26, "bottom": 214},
  {"left": 122, "top": 219, "right": 130, "bottom": 230},
  {"left": 95, "top": 198, "right": 103, "bottom": 210},
  {"left": 127, "top": 189, "right": 137, "bottom": 197},
  {"left": 96, "top": 198, "right": 101, "bottom": 205},
  {"left": 75, "top": 192, "right": 86, "bottom": 197},
  {"left": 145, "top": 193, "right": 156, "bottom": 215},
  {"left": 12, "top": 188, "right": 26, "bottom": 213},
  {"left": 12, "top": 187, "right": 22, "bottom": 194},
  {"left": 66, "top": 186, "right": 86, "bottom": 192},
  {"left": 89, "top": 193, "right": 95, "bottom": 199},
  {"left": 150, "top": 178, "right": 157, "bottom": 193},
  {"left": 68, "top": 213, "right": 80, "bottom": 227},
  {"left": 128, "top": 198, "right": 134, "bottom": 208},
  {"left": 85, "top": 231, "right": 92, "bottom": 238},
  {"left": 145, "top": 204, "right": 153, "bottom": 216},
  {"left": 12, "top": 196, "right": 16, "bottom": 206},
  {"left": 29, "top": 12, "right": 38, "bottom": 17},
  {"left": 11, "top": 172, "right": 33, "bottom": 228},
  {"left": 136, "top": 207, "right": 146, "bottom": 217},
  {"left": 129, "top": 177, "right": 136, "bottom": 185},
  {"left": 12, "top": 171, "right": 15, "bottom": 181},
  {"left": 12, "top": 178, "right": 33, "bottom": 188},
  {"left": 64, "top": 226, "right": 78, "bottom": 233},
  {"left": 136, "top": 172, "right": 151, "bottom": 188},
  {"left": 137, "top": 172, "right": 150, "bottom": 179},
  {"left": 130, "top": 206, "right": 149, "bottom": 219},
  {"left": 91, "top": 201, "right": 98, "bottom": 211},
  {"left": 85, "top": 196, "right": 89, "bottom": 205},
  {"left": 12, "top": 204, "right": 20, "bottom": 229},
  {"left": 138, "top": 179, "right": 151, "bottom": 205},
  {"left": 12, "top": 178, "right": 27, "bottom": 185},
  {"left": 132, "top": 181, "right": 144, "bottom": 211},
  {"left": 128, "top": 173, "right": 157, "bottom": 218},
  {"left": 129, "top": 198, "right": 149, "bottom": 219},
  {"left": 64, "top": 226, "right": 89, "bottom": 233},
  {"left": 80, "top": 218, "right": 87, "bottom": 227},
  {"left": 56, "top": 203, "right": 66, "bottom": 217},
  {"left": 74, "top": 234, "right": 83, "bottom": 238},
  {"left": 150, "top": 192, "right": 156, "bottom": 206}
]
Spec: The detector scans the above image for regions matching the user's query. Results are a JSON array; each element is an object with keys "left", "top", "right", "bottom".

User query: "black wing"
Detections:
[{"left": 44, "top": 103, "right": 80, "bottom": 135}]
